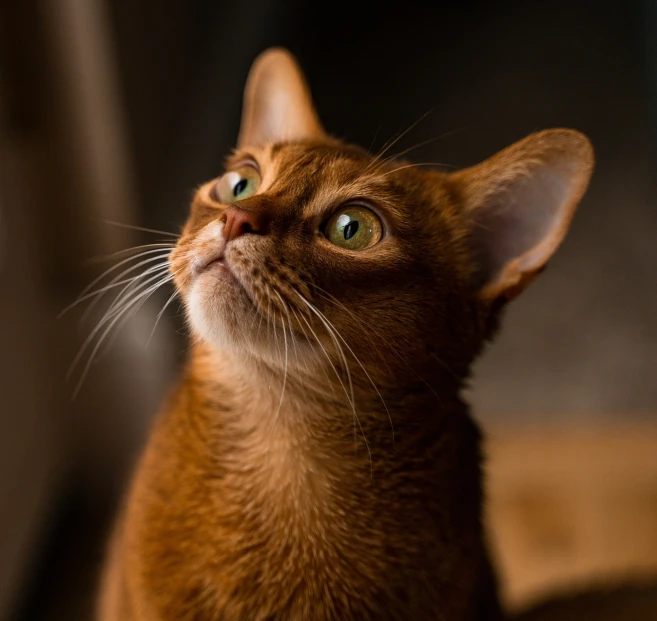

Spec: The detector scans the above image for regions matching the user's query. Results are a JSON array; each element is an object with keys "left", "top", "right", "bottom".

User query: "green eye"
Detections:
[
  {"left": 214, "top": 165, "right": 261, "bottom": 203},
  {"left": 324, "top": 205, "right": 383, "bottom": 250}
]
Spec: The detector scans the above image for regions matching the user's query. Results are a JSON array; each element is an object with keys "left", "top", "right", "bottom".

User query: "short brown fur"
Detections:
[{"left": 97, "top": 49, "right": 593, "bottom": 620}]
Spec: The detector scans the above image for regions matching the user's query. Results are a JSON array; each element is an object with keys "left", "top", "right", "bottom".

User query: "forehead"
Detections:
[{"left": 228, "top": 141, "right": 406, "bottom": 219}]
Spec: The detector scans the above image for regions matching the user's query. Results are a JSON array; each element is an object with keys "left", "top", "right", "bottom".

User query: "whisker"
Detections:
[
  {"left": 373, "top": 127, "right": 465, "bottom": 173},
  {"left": 84, "top": 242, "right": 175, "bottom": 265},
  {"left": 365, "top": 124, "right": 382, "bottom": 156},
  {"left": 271, "top": 290, "right": 289, "bottom": 431},
  {"left": 364, "top": 108, "right": 435, "bottom": 174},
  {"left": 255, "top": 297, "right": 266, "bottom": 343},
  {"left": 63, "top": 261, "right": 171, "bottom": 316},
  {"left": 70, "top": 272, "right": 175, "bottom": 398},
  {"left": 99, "top": 218, "right": 180, "bottom": 238},
  {"left": 267, "top": 297, "right": 281, "bottom": 360},
  {"left": 99, "top": 268, "right": 178, "bottom": 348},
  {"left": 373, "top": 136, "right": 441, "bottom": 172},
  {"left": 69, "top": 268, "right": 175, "bottom": 382},
  {"left": 81, "top": 258, "right": 172, "bottom": 322},
  {"left": 311, "top": 284, "right": 452, "bottom": 408},
  {"left": 293, "top": 303, "right": 356, "bottom": 413},
  {"left": 60, "top": 247, "right": 173, "bottom": 318},
  {"left": 293, "top": 291, "right": 373, "bottom": 474},
  {"left": 84, "top": 275, "right": 175, "bottom": 390},
  {"left": 289, "top": 305, "right": 331, "bottom": 385},
  {"left": 299, "top": 294, "right": 392, "bottom": 452},
  {"left": 281, "top": 298, "right": 304, "bottom": 372},
  {"left": 100, "top": 267, "right": 174, "bottom": 329},
  {"left": 97, "top": 270, "right": 176, "bottom": 361},
  {"left": 310, "top": 287, "right": 390, "bottom": 364},
  {"left": 379, "top": 162, "right": 451, "bottom": 178},
  {"left": 146, "top": 289, "right": 180, "bottom": 347},
  {"left": 295, "top": 295, "right": 356, "bottom": 417},
  {"left": 249, "top": 293, "right": 261, "bottom": 333}
]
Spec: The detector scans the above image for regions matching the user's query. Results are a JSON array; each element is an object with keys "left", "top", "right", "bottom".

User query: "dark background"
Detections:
[{"left": 0, "top": 1, "right": 655, "bottom": 619}]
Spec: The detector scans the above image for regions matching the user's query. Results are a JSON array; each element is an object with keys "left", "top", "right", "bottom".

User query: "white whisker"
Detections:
[
  {"left": 304, "top": 291, "right": 393, "bottom": 443},
  {"left": 99, "top": 218, "right": 180, "bottom": 238},
  {"left": 312, "top": 285, "right": 450, "bottom": 409},
  {"left": 69, "top": 266, "right": 175, "bottom": 371},
  {"left": 97, "top": 271, "right": 176, "bottom": 361},
  {"left": 271, "top": 290, "right": 289, "bottom": 431},
  {"left": 293, "top": 291, "right": 373, "bottom": 474},
  {"left": 373, "top": 127, "right": 465, "bottom": 173},
  {"left": 65, "top": 261, "right": 171, "bottom": 316},
  {"left": 60, "top": 247, "right": 173, "bottom": 318},
  {"left": 75, "top": 269, "right": 175, "bottom": 371},
  {"left": 146, "top": 289, "right": 180, "bottom": 347},
  {"left": 97, "top": 264, "right": 173, "bottom": 329},
  {"left": 363, "top": 108, "right": 435, "bottom": 174},
  {"left": 85, "top": 242, "right": 175, "bottom": 265},
  {"left": 293, "top": 305, "right": 354, "bottom": 411},
  {"left": 70, "top": 271, "right": 175, "bottom": 398},
  {"left": 281, "top": 298, "right": 303, "bottom": 372}
]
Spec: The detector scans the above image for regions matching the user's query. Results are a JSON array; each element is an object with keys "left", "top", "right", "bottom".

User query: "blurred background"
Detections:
[{"left": 1, "top": 0, "right": 656, "bottom": 619}]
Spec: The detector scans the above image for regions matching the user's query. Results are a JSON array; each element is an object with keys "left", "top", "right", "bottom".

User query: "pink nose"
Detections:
[{"left": 221, "top": 205, "right": 267, "bottom": 242}]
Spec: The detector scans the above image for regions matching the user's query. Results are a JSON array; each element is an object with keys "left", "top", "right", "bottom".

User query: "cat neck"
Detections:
[
  {"left": 142, "top": 341, "right": 487, "bottom": 620},
  {"left": 184, "top": 341, "right": 471, "bottom": 475}
]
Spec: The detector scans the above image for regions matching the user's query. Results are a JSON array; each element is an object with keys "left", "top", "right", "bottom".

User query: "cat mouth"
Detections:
[
  {"left": 196, "top": 248, "right": 267, "bottom": 316},
  {"left": 203, "top": 256, "right": 226, "bottom": 271},
  {"left": 200, "top": 249, "right": 228, "bottom": 273},
  {"left": 196, "top": 251, "right": 239, "bottom": 286},
  {"left": 199, "top": 252, "right": 255, "bottom": 303}
]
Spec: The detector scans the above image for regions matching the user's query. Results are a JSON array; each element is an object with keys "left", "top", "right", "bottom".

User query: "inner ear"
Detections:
[
  {"left": 238, "top": 48, "right": 325, "bottom": 147},
  {"left": 450, "top": 129, "right": 594, "bottom": 301}
]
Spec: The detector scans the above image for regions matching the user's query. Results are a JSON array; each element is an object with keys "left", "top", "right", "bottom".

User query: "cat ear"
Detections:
[
  {"left": 450, "top": 129, "right": 594, "bottom": 301},
  {"left": 238, "top": 48, "right": 325, "bottom": 147}
]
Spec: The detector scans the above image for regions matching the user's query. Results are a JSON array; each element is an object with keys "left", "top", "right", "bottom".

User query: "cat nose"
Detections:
[{"left": 220, "top": 205, "right": 268, "bottom": 242}]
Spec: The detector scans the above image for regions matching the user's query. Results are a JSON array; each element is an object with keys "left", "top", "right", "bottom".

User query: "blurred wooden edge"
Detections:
[{"left": 484, "top": 423, "right": 657, "bottom": 611}]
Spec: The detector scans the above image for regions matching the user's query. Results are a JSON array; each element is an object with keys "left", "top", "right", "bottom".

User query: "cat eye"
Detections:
[
  {"left": 213, "top": 165, "right": 261, "bottom": 204},
  {"left": 324, "top": 205, "right": 383, "bottom": 250}
]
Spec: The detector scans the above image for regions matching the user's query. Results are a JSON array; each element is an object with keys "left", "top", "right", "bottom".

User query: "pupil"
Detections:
[
  {"left": 233, "top": 178, "right": 248, "bottom": 197},
  {"left": 343, "top": 220, "right": 359, "bottom": 241}
]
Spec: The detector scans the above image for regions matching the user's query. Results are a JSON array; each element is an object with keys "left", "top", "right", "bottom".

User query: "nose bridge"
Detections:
[
  {"left": 221, "top": 190, "right": 302, "bottom": 242},
  {"left": 234, "top": 193, "right": 273, "bottom": 214}
]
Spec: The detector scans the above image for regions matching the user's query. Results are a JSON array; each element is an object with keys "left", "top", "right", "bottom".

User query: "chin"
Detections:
[
  {"left": 185, "top": 279, "right": 318, "bottom": 372},
  {"left": 186, "top": 270, "right": 257, "bottom": 353}
]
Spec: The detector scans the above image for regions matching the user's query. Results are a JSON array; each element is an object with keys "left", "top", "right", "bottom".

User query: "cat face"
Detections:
[
  {"left": 170, "top": 49, "right": 593, "bottom": 380},
  {"left": 170, "top": 140, "right": 474, "bottom": 374}
]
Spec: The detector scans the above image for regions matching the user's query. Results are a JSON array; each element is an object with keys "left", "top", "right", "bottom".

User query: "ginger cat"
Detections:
[{"left": 97, "top": 48, "right": 593, "bottom": 620}]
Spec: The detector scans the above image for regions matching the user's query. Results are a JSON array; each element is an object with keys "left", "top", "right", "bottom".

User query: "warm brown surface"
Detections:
[{"left": 486, "top": 424, "right": 657, "bottom": 611}]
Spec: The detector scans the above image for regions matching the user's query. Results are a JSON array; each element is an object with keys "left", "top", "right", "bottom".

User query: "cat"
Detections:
[{"left": 97, "top": 48, "right": 593, "bottom": 620}]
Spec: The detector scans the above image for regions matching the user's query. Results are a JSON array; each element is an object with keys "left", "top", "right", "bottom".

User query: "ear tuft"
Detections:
[
  {"left": 238, "top": 48, "right": 325, "bottom": 147},
  {"left": 450, "top": 129, "right": 594, "bottom": 300}
]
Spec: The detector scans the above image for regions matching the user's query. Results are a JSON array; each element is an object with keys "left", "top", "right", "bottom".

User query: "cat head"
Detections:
[{"left": 170, "top": 48, "right": 593, "bottom": 384}]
